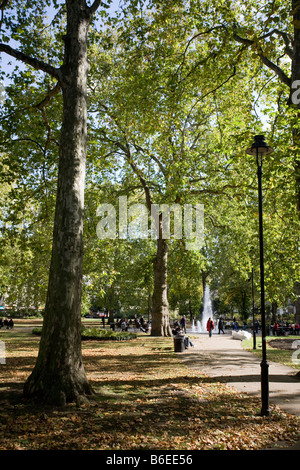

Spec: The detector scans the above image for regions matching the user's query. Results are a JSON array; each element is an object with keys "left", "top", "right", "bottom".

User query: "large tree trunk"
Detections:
[
  {"left": 23, "top": 2, "right": 93, "bottom": 405},
  {"left": 271, "top": 302, "right": 278, "bottom": 323},
  {"left": 294, "top": 282, "right": 300, "bottom": 325},
  {"left": 291, "top": 0, "right": 300, "bottom": 214},
  {"left": 151, "top": 228, "right": 172, "bottom": 337},
  {"left": 290, "top": 1, "right": 300, "bottom": 322}
]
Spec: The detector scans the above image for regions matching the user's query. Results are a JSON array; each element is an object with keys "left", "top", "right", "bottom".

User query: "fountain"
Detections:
[
  {"left": 188, "top": 318, "right": 202, "bottom": 334},
  {"left": 201, "top": 285, "right": 214, "bottom": 332}
]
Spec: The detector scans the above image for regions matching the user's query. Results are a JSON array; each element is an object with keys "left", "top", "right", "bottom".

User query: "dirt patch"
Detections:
[{"left": 268, "top": 338, "right": 300, "bottom": 350}]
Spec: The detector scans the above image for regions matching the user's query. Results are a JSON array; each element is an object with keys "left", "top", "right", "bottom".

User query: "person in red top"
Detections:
[
  {"left": 274, "top": 322, "right": 279, "bottom": 336},
  {"left": 206, "top": 318, "right": 214, "bottom": 337}
]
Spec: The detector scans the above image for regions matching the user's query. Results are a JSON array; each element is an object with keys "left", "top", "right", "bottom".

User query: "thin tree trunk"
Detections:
[
  {"left": 294, "top": 283, "right": 300, "bottom": 325},
  {"left": 23, "top": 2, "right": 93, "bottom": 405},
  {"left": 151, "top": 214, "right": 172, "bottom": 336},
  {"left": 121, "top": 152, "right": 173, "bottom": 337},
  {"left": 271, "top": 302, "right": 278, "bottom": 323}
]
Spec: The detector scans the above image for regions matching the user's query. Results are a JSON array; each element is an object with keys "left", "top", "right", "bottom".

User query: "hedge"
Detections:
[{"left": 32, "top": 327, "right": 138, "bottom": 342}]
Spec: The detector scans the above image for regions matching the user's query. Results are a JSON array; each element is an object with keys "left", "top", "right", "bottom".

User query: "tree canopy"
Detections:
[{"left": 0, "top": 0, "right": 299, "bottom": 404}]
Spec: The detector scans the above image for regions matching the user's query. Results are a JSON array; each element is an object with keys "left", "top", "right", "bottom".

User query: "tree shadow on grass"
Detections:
[{"left": 0, "top": 344, "right": 299, "bottom": 449}]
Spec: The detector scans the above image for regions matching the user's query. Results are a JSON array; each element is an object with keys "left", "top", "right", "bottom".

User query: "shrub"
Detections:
[
  {"left": 81, "top": 327, "right": 137, "bottom": 341},
  {"left": 32, "top": 327, "right": 42, "bottom": 336},
  {"left": 32, "top": 327, "right": 137, "bottom": 341}
]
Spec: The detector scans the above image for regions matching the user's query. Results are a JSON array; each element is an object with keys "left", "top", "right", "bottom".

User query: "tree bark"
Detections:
[
  {"left": 120, "top": 150, "right": 172, "bottom": 337},
  {"left": 271, "top": 302, "right": 278, "bottom": 323},
  {"left": 151, "top": 214, "right": 172, "bottom": 337},
  {"left": 23, "top": 1, "right": 93, "bottom": 405},
  {"left": 291, "top": 0, "right": 300, "bottom": 214},
  {"left": 294, "top": 283, "right": 300, "bottom": 325},
  {"left": 291, "top": 1, "right": 300, "bottom": 321}
]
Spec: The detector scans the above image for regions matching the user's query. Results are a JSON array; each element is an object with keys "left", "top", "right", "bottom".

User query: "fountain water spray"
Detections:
[{"left": 201, "top": 285, "right": 214, "bottom": 332}]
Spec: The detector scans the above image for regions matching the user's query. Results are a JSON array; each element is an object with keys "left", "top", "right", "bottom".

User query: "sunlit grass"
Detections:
[
  {"left": 0, "top": 322, "right": 299, "bottom": 450},
  {"left": 242, "top": 335, "right": 300, "bottom": 370}
]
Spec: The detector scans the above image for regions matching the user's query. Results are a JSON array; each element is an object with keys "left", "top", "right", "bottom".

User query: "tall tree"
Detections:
[
  {"left": 150, "top": 0, "right": 300, "bottom": 320},
  {"left": 88, "top": 2, "right": 263, "bottom": 335},
  {"left": 229, "top": 0, "right": 300, "bottom": 214},
  {"left": 0, "top": 0, "right": 108, "bottom": 405}
]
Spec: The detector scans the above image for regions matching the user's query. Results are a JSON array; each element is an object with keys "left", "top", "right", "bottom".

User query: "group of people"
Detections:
[
  {"left": 114, "top": 315, "right": 151, "bottom": 333},
  {"left": 272, "top": 321, "right": 300, "bottom": 336},
  {"left": 133, "top": 315, "right": 151, "bottom": 332},
  {"left": 0, "top": 317, "right": 14, "bottom": 329},
  {"left": 177, "top": 315, "right": 220, "bottom": 337},
  {"left": 178, "top": 316, "right": 300, "bottom": 338}
]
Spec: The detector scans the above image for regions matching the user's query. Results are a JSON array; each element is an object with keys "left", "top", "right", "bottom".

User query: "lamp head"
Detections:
[
  {"left": 246, "top": 135, "right": 273, "bottom": 166},
  {"left": 246, "top": 135, "right": 273, "bottom": 156}
]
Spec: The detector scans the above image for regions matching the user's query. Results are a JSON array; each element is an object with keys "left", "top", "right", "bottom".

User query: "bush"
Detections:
[
  {"left": 81, "top": 327, "right": 137, "bottom": 341},
  {"left": 32, "top": 327, "right": 138, "bottom": 341},
  {"left": 32, "top": 327, "right": 43, "bottom": 336}
]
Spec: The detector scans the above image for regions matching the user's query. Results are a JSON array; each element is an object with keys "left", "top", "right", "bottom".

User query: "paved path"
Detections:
[{"left": 178, "top": 332, "right": 300, "bottom": 450}]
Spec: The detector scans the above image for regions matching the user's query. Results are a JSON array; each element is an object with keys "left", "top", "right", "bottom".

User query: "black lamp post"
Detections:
[
  {"left": 251, "top": 267, "right": 256, "bottom": 350},
  {"left": 246, "top": 135, "right": 273, "bottom": 417}
]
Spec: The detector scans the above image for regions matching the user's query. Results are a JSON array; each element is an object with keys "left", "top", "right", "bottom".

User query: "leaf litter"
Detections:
[{"left": 0, "top": 334, "right": 299, "bottom": 450}]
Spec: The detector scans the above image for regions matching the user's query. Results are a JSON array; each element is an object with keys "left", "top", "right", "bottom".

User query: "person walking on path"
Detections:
[
  {"left": 206, "top": 317, "right": 214, "bottom": 337},
  {"left": 180, "top": 315, "right": 187, "bottom": 333},
  {"left": 218, "top": 317, "right": 225, "bottom": 334}
]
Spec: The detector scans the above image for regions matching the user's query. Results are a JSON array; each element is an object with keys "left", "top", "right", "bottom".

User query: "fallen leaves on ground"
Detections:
[{"left": 0, "top": 331, "right": 299, "bottom": 450}]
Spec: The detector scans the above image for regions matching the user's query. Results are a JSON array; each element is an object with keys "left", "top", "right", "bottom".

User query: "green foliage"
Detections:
[
  {"left": 243, "top": 336, "right": 300, "bottom": 371},
  {"left": 81, "top": 327, "right": 138, "bottom": 341},
  {"left": 0, "top": 0, "right": 299, "bottom": 320},
  {"left": 32, "top": 325, "right": 138, "bottom": 341}
]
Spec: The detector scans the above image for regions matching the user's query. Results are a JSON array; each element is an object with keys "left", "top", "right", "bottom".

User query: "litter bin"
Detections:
[{"left": 174, "top": 335, "right": 185, "bottom": 352}]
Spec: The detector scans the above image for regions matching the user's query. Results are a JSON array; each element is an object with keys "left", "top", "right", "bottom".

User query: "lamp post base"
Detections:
[
  {"left": 260, "top": 359, "right": 270, "bottom": 416},
  {"left": 253, "top": 331, "right": 256, "bottom": 349}
]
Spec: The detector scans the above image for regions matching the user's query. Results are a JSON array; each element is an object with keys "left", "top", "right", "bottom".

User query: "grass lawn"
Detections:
[
  {"left": 0, "top": 320, "right": 299, "bottom": 450},
  {"left": 242, "top": 335, "right": 300, "bottom": 371}
]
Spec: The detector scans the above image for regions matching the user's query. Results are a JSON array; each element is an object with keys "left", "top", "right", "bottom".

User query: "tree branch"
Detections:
[
  {"left": 251, "top": 29, "right": 293, "bottom": 59},
  {"left": 273, "top": 29, "right": 293, "bottom": 59},
  {"left": 35, "top": 82, "right": 61, "bottom": 110},
  {"left": 179, "top": 25, "right": 225, "bottom": 66},
  {"left": 0, "top": 137, "right": 45, "bottom": 153},
  {"left": 113, "top": 138, "right": 153, "bottom": 211},
  {"left": 0, "top": 43, "right": 62, "bottom": 81},
  {"left": 131, "top": 141, "right": 168, "bottom": 178},
  {"left": 0, "top": 0, "right": 9, "bottom": 30},
  {"left": 190, "top": 183, "right": 256, "bottom": 196},
  {"left": 87, "top": 0, "right": 104, "bottom": 15},
  {"left": 232, "top": 32, "right": 291, "bottom": 87}
]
